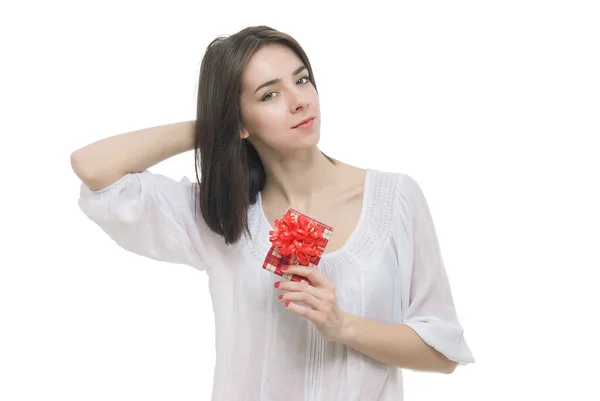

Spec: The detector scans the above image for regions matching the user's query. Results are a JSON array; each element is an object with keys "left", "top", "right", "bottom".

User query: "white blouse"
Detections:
[{"left": 78, "top": 167, "right": 475, "bottom": 401}]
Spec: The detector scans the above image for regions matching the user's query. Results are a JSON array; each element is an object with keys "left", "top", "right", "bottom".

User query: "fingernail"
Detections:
[
  {"left": 274, "top": 282, "right": 280, "bottom": 288},
  {"left": 285, "top": 301, "right": 290, "bottom": 307},
  {"left": 278, "top": 294, "right": 283, "bottom": 300},
  {"left": 281, "top": 266, "right": 288, "bottom": 270}
]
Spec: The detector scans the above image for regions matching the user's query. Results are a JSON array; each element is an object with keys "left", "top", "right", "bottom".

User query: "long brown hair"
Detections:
[{"left": 194, "top": 25, "right": 335, "bottom": 245}]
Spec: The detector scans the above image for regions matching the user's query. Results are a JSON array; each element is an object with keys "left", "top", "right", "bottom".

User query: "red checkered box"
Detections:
[{"left": 262, "top": 209, "right": 333, "bottom": 284}]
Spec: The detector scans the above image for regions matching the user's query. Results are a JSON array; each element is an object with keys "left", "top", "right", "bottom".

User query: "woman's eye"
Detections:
[
  {"left": 262, "top": 92, "right": 276, "bottom": 101},
  {"left": 261, "top": 76, "right": 310, "bottom": 102}
]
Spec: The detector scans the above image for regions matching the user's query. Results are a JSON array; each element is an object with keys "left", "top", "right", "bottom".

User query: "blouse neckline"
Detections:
[{"left": 253, "top": 168, "right": 373, "bottom": 263}]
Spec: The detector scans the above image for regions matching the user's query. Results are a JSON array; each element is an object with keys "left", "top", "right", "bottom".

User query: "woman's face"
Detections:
[{"left": 239, "top": 44, "right": 321, "bottom": 155}]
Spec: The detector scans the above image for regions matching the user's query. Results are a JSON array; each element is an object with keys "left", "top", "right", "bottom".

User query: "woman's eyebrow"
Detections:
[{"left": 254, "top": 66, "right": 307, "bottom": 94}]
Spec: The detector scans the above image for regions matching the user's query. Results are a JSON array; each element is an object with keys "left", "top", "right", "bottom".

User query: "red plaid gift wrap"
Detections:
[{"left": 262, "top": 209, "right": 333, "bottom": 284}]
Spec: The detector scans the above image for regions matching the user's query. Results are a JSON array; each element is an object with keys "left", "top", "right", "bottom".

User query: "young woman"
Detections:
[{"left": 71, "top": 25, "right": 474, "bottom": 401}]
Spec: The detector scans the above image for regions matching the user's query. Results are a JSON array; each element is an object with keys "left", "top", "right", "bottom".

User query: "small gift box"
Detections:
[{"left": 262, "top": 209, "right": 333, "bottom": 284}]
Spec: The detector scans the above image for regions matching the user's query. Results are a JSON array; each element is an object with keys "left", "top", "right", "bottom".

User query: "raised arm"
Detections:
[
  {"left": 71, "top": 120, "right": 216, "bottom": 271},
  {"left": 71, "top": 120, "right": 196, "bottom": 191}
]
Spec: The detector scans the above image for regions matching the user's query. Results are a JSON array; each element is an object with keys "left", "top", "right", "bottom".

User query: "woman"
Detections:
[{"left": 71, "top": 25, "right": 474, "bottom": 401}]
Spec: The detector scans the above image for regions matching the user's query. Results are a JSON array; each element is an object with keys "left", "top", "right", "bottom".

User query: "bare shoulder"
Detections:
[
  {"left": 335, "top": 161, "right": 366, "bottom": 182},
  {"left": 331, "top": 161, "right": 367, "bottom": 201}
]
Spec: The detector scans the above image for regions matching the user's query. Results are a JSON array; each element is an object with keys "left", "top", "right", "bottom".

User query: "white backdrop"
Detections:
[{"left": 2, "top": 1, "right": 599, "bottom": 400}]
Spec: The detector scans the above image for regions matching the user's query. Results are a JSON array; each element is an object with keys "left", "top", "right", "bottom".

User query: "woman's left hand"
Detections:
[{"left": 275, "top": 265, "right": 348, "bottom": 342}]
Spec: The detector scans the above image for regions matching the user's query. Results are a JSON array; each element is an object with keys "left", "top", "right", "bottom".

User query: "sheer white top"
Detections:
[{"left": 78, "top": 167, "right": 475, "bottom": 401}]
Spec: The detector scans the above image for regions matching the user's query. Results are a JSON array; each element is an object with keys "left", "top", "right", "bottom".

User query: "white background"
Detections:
[{"left": 2, "top": 1, "right": 599, "bottom": 400}]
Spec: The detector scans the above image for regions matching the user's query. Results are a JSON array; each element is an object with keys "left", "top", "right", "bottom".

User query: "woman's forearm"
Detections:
[
  {"left": 338, "top": 313, "right": 458, "bottom": 374},
  {"left": 71, "top": 120, "right": 196, "bottom": 191}
]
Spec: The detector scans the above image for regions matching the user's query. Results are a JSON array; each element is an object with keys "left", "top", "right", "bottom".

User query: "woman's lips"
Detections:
[{"left": 293, "top": 117, "right": 315, "bottom": 129}]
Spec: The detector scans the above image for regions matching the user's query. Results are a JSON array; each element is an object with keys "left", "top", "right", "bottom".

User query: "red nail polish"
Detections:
[
  {"left": 274, "top": 282, "right": 280, "bottom": 288},
  {"left": 278, "top": 294, "right": 283, "bottom": 300},
  {"left": 281, "top": 266, "right": 288, "bottom": 270},
  {"left": 285, "top": 301, "right": 290, "bottom": 307}
]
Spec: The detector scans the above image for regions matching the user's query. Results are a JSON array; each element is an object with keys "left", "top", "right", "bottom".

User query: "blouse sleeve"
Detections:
[
  {"left": 395, "top": 174, "right": 475, "bottom": 369},
  {"left": 78, "top": 170, "right": 214, "bottom": 271}
]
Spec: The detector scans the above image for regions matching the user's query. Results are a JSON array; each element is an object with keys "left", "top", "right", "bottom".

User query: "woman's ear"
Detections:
[{"left": 239, "top": 127, "right": 250, "bottom": 139}]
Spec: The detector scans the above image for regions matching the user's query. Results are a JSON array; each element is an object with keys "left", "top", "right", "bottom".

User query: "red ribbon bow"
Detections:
[{"left": 269, "top": 212, "right": 327, "bottom": 265}]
